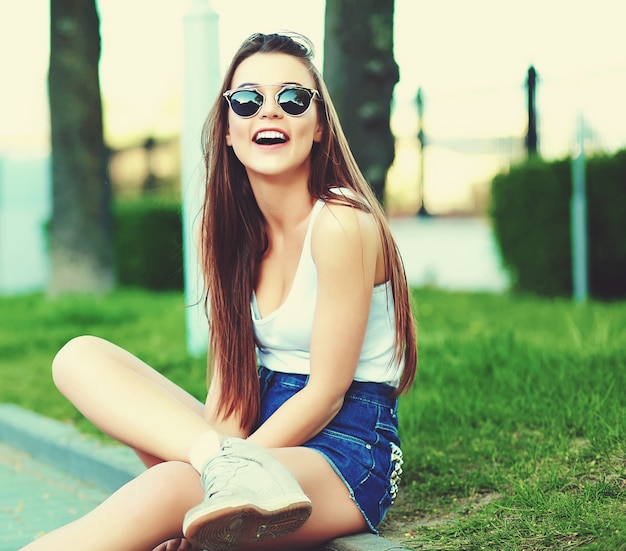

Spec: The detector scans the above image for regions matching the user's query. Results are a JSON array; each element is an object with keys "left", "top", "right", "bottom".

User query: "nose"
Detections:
[{"left": 258, "top": 90, "right": 282, "bottom": 119}]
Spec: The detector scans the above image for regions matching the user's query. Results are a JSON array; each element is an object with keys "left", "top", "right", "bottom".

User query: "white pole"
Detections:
[
  {"left": 181, "top": 0, "right": 221, "bottom": 355},
  {"left": 570, "top": 113, "right": 588, "bottom": 303}
]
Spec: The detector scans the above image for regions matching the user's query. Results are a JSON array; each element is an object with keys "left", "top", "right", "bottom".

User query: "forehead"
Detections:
[{"left": 230, "top": 53, "right": 316, "bottom": 89}]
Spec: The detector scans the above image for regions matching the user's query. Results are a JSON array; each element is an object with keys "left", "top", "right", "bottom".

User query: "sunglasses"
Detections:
[{"left": 223, "top": 85, "right": 321, "bottom": 118}]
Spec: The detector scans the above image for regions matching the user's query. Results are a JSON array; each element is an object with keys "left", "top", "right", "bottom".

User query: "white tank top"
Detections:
[{"left": 251, "top": 195, "right": 402, "bottom": 386}]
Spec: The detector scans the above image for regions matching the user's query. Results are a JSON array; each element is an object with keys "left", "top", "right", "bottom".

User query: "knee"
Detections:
[
  {"left": 52, "top": 335, "right": 101, "bottom": 390},
  {"left": 144, "top": 461, "right": 203, "bottom": 506}
]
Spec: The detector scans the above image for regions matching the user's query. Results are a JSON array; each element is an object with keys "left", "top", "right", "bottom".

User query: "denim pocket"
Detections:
[{"left": 319, "top": 396, "right": 378, "bottom": 482}]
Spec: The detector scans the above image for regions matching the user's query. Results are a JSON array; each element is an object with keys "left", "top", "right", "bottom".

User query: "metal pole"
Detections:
[
  {"left": 181, "top": 0, "right": 220, "bottom": 355},
  {"left": 571, "top": 113, "right": 588, "bottom": 302},
  {"left": 525, "top": 65, "right": 538, "bottom": 157},
  {"left": 416, "top": 88, "right": 429, "bottom": 216}
]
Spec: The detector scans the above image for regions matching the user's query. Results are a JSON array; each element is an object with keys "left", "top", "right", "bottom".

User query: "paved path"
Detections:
[
  {"left": 0, "top": 404, "right": 144, "bottom": 549},
  {"left": 0, "top": 442, "right": 108, "bottom": 550}
]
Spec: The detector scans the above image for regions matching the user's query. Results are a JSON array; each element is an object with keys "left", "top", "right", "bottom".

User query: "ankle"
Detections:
[{"left": 189, "top": 430, "right": 222, "bottom": 472}]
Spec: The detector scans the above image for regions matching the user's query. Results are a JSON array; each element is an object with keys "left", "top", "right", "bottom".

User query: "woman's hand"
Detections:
[{"left": 152, "top": 538, "right": 201, "bottom": 551}]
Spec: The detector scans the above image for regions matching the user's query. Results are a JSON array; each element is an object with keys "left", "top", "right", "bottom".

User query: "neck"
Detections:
[{"left": 248, "top": 172, "right": 314, "bottom": 232}]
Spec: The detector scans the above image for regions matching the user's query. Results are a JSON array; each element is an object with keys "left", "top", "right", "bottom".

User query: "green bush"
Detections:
[
  {"left": 490, "top": 150, "right": 626, "bottom": 299},
  {"left": 113, "top": 199, "right": 184, "bottom": 290}
]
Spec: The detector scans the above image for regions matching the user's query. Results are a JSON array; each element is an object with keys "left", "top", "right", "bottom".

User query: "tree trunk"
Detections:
[
  {"left": 324, "top": 0, "right": 398, "bottom": 205},
  {"left": 48, "top": 0, "right": 113, "bottom": 294}
]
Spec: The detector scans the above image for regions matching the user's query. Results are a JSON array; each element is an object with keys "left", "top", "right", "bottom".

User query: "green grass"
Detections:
[
  {"left": 399, "top": 290, "right": 626, "bottom": 550},
  {"left": 1, "top": 288, "right": 625, "bottom": 549},
  {"left": 0, "top": 290, "right": 207, "bottom": 435}
]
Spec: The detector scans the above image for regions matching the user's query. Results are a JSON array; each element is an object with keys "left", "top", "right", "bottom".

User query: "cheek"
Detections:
[
  {"left": 301, "top": 119, "right": 323, "bottom": 145},
  {"left": 226, "top": 127, "right": 250, "bottom": 163},
  {"left": 226, "top": 120, "right": 246, "bottom": 148}
]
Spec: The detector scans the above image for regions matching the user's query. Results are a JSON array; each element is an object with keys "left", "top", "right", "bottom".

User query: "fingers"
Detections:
[
  {"left": 156, "top": 538, "right": 197, "bottom": 551},
  {"left": 166, "top": 539, "right": 184, "bottom": 551},
  {"left": 151, "top": 539, "right": 181, "bottom": 551}
]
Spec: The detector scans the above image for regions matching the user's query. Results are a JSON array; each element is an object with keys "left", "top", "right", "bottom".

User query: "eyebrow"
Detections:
[{"left": 235, "top": 81, "right": 304, "bottom": 89}]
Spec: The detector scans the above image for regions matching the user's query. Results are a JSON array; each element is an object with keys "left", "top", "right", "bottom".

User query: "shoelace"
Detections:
[{"left": 201, "top": 452, "right": 249, "bottom": 499}]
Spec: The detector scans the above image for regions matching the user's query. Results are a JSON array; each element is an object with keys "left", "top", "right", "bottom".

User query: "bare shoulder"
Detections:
[
  {"left": 312, "top": 201, "right": 379, "bottom": 244},
  {"left": 310, "top": 201, "right": 382, "bottom": 278}
]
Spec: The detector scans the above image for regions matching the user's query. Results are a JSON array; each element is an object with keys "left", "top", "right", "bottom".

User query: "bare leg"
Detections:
[
  {"left": 39, "top": 336, "right": 367, "bottom": 549},
  {"left": 19, "top": 449, "right": 366, "bottom": 551},
  {"left": 248, "top": 447, "right": 368, "bottom": 549},
  {"left": 19, "top": 461, "right": 203, "bottom": 551},
  {"left": 21, "top": 336, "right": 223, "bottom": 551},
  {"left": 52, "top": 335, "right": 215, "bottom": 462}
]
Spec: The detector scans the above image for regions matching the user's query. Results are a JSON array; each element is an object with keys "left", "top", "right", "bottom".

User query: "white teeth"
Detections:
[{"left": 254, "top": 130, "right": 286, "bottom": 141}]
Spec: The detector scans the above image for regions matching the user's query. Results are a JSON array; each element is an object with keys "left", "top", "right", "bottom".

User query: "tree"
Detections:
[
  {"left": 48, "top": 0, "right": 113, "bottom": 294},
  {"left": 324, "top": 0, "right": 399, "bottom": 205}
]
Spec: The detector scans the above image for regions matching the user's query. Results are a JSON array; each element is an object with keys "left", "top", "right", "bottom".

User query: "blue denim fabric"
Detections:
[{"left": 257, "top": 366, "right": 402, "bottom": 532}]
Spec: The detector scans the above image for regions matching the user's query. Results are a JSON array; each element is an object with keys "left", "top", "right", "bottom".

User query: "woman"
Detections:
[{"left": 21, "top": 32, "right": 417, "bottom": 551}]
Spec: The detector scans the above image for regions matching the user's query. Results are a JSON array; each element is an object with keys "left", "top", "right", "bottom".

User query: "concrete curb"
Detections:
[
  {"left": 0, "top": 403, "right": 143, "bottom": 493},
  {"left": 0, "top": 404, "right": 409, "bottom": 550}
]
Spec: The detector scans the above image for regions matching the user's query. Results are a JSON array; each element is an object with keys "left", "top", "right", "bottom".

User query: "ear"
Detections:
[
  {"left": 313, "top": 121, "right": 323, "bottom": 143},
  {"left": 226, "top": 127, "right": 232, "bottom": 146}
]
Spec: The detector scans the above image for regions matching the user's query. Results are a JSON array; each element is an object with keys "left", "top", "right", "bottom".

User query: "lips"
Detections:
[{"left": 253, "top": 129, "right": 288, "bottom": 145}]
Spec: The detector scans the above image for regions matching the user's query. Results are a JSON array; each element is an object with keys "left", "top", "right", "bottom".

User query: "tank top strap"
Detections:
[
  {"left": 302, "top": 189, "right": 358, "bottom": 254},
  {"left": 302, "top": 199, "right": 326, "bottom": 253}
]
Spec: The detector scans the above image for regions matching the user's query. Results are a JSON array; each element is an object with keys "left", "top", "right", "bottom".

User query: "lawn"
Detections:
[{"left": 1, "top": 288, "right": 625, "bottom": 550}]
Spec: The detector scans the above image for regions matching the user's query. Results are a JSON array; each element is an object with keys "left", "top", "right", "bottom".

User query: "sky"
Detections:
[{"left": 1, "top": 0, "right": 624, "bottom": 212}]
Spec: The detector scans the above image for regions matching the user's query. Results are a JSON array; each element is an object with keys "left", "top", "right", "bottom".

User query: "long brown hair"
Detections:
[{"left": 200, "top": 32, "right": 417, "bottom": 432}]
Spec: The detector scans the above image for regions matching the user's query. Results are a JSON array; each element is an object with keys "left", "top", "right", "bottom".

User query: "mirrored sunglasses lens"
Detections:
[
  {"left": 277, "top": 88, "right": 313, "bottom": 116},
  {"left": 229, "top": 90, "right": 263, "bottom": 117}
]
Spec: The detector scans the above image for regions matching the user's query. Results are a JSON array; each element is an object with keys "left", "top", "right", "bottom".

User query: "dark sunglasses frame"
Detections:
[{"left": 223, "top": 85, "right": 321, "bottom": 118}]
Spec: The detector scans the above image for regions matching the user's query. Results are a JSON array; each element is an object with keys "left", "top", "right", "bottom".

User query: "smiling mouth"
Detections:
[{"left": 254, "top": 130, "right": 288, "bottom": 145}]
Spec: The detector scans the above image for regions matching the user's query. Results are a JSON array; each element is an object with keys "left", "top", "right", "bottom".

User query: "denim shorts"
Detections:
[{"left": 256, "top": 366, "right": 403, "bottom": 532}]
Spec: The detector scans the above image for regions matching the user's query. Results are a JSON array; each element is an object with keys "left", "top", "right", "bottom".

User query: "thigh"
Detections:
[
  {"left": 249, "top": 447, "right": 368, "bottom": 550},
  {"left": 81, "top": 336, "right": 205, "bottom": 415},
  {"left": 93, "top": 336, "right": 206, "bottom": 466},
  {"left": 54, "top": 336, "right": 206, "bottom": 466}
]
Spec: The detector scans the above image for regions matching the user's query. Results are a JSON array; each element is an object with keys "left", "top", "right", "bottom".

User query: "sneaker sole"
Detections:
[{"left": 184, "top": 501, "right": 312, "bottom": 550}]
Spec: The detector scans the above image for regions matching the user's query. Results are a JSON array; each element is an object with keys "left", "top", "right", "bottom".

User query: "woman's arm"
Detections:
[
  {"left": 248, "top": 203, "right": 382, "bottom": 448},
  {"left": 203, "top": 362, "right": 250, "bottom": 439}
]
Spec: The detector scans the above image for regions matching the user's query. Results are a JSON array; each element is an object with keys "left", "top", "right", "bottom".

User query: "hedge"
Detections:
[
  {"left": 113, "top": 199, "right": 184, "bottom": 290},
  {"left": 490, "top": 149, "right": 626, "bottom": 299}
]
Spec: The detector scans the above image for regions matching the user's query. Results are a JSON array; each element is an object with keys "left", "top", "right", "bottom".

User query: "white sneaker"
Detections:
[{"left": 183, "top": 437, "right": 312, "bottom": 550}]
